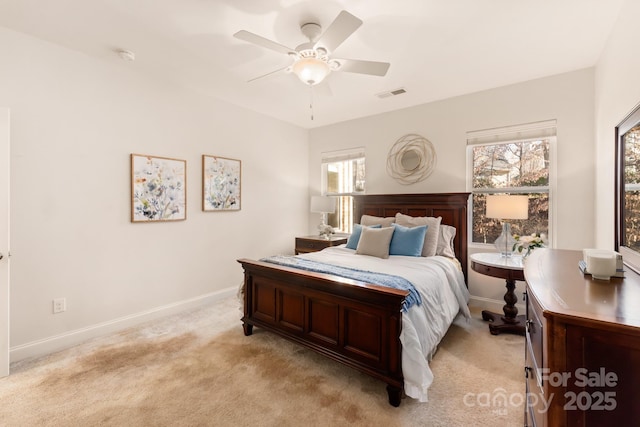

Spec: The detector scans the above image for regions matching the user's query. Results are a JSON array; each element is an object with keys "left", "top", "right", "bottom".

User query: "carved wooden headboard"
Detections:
[{"left": 353, "top": 193, "right": 471, "bottom": 283}]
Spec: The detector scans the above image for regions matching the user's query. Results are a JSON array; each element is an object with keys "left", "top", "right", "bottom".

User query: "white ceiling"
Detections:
[{"left": 0, "top": 0, "right": 626, "bottom": 128}]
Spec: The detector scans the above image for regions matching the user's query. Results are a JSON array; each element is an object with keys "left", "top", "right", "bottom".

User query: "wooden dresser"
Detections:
[{"left": 524, "top": 248, "right": 640, "bottom": 426}]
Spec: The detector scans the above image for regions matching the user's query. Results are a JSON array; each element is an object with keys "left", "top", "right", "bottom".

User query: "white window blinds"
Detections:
[
  {"left": 466, "top": 119, "right": 557, "bottom": 146},
  {"left": 321, "top": 147, "right": 366, "bottom": 163}
]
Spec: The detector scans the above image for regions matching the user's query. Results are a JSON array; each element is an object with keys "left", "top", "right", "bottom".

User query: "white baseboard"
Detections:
[
  {"left": 10, "top": 290, "right": 524, "bottom": 363},
  {"left": 468, "top": 295, "right": 525, "bottom": 314},
  {"left": 10, "top": 286, "right": 237, "bottom": 363}
]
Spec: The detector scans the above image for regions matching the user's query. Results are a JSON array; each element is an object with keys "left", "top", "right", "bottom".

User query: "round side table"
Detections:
[{"left": 470, "top": 252, "right": 525, "bottom": 336}]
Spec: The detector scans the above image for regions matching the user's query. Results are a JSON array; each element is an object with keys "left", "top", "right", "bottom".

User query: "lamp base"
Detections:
[{"left": 494, "top": 222, "right": 516, "bottom": 257}]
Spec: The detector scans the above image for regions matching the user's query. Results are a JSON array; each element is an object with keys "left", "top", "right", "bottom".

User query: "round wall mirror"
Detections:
[
  {"left": 386, "top": 134, "right": 437, "bottom": 184},
  {"left": 400, "top": 149, "right": 420, "bottom": 171}
]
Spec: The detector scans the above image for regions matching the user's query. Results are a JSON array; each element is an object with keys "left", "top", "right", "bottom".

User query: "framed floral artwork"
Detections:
[
  {"left": 202, "top": 155, "right": 241, "bottom": 211},
  {"left": 130, "top": 154, "right": 186, "bottom": 222}
]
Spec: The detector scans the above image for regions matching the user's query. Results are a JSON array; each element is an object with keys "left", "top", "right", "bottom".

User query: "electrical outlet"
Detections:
[{"left": 53, "top": 298, "right": 66, "bottom": 314}]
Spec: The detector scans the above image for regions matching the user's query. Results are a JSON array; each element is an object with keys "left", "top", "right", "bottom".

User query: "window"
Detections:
[
  {"left": 467, "top": 121, "right": 555, "bottom": 245},
  {"left": 321, "top": 148, "right": 365, "bottom": 233},
  {"left": 615, "top": 102, "right": 640, "bottom": 273}
]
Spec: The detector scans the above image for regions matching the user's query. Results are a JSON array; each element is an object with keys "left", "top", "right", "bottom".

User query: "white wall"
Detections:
[
  {"left": 309, "top": 69, "right": 596, "bottom": 308},
  {"left": 0, "top": 27, "right": 309, "bottom": 360},
  {"left": 594, "top": 0, "right": 640, "bottom": 249}
]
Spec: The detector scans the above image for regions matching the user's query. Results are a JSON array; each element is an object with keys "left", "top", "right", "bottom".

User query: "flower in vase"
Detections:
[
  {"left": 513, "top": 233, "right": 547, "bottom": 256},
  {"left": 318, "top": 224, "right": 335, "bottom": 238}
]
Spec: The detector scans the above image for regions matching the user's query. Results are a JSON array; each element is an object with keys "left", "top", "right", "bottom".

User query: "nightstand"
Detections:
[
  {"left": 470, "top": 252, "right": 525, "bottom": 336},
  {"left": 295, "top": 235, "right": 348, "bottom": 254}
]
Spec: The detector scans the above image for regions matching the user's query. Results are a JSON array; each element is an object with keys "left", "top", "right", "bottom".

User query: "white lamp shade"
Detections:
[
  {"left": 293, "top": 58, "right": 330, "bottom": 86},
  {"left": 485, "top": 195, "right": 529, "bottom": 220},
  {"left": 310, "top": 196, "right": 336, "bottom": 213}
]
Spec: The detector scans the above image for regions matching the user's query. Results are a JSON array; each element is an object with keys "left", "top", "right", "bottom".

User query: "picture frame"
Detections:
[
  {"left": 202, "top": 155, "right": 241, "bottom": 211},
  {"left": 130, "top": 154, "right": 187, "bottom": 222}
]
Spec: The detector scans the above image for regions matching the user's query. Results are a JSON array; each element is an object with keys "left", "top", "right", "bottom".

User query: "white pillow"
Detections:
[
  {"left": 436, "top": 224, "right": 456, "bottom": 258},
  {"left": 360, "top": 214, "right": 396, "bottom": 228},
  {"left": 395, "top": 213, "right": 442, "bottom": 257},
  {"left": 356, "top": 226, "right": 395, "bottom": 259}
]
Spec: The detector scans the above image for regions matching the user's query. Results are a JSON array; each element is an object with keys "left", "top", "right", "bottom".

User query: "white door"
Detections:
[{"left": 0, "top": 109, "right": 9, "bottom": 377}]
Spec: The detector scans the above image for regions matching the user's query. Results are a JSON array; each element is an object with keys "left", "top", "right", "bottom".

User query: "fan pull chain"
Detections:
[{"left": 309, "top": 86, "right": 314, "bottom": 121}]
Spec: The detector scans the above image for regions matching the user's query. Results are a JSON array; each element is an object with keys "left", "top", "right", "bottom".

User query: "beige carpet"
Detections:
[{"left": 0, "top": 297, "right": 524, "bottom": 426}]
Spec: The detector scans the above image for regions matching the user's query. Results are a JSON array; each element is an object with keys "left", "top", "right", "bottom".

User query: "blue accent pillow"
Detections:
[
  {"left": 389, "top": 224, "right": 428, "bottom": 256},
  {"left": 346, "top": 223, "right": 381, "bottom": 249}
]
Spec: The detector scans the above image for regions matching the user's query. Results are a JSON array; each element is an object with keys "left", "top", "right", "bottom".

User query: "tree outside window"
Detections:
[{"left": 471, "top": 139, "right": 551, "bottom": 244}]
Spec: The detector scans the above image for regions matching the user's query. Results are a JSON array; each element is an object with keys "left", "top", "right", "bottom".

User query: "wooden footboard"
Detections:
[{"left": 237, "top": 258, "right": 408, "bottom": 406}]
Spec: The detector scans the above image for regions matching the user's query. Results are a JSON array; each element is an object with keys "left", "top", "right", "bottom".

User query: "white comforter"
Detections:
[{"left": 298, "top": 245, "right": 471, "bottom": 402}]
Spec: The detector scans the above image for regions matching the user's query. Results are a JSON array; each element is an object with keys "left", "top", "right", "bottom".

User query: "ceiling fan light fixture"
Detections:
[
  {"left": 292, "top": 57, "right": 330, "bottom": 86},
  {"left": 234, "top": 10, "right": 388, "bottom": 88}
]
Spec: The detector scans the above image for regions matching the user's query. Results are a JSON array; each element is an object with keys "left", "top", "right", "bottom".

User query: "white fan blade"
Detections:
[
  {"left": 335, "top": 59, "right": 390, "bottom": 76},
  {"left": 314, "top": 11, "right": 362, "bottom": 53},
  {"left": 247, "top": 65, "right": 290, "bottom": 83},
  {"left": 234, "top": 30, "right": 295, "bottom": 55}
]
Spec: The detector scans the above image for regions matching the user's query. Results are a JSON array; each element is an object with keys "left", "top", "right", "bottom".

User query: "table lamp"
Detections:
[
  {"left": 486, "top": 194, "right": 529, "bottom": 257},
  {"left": 310, "top": 195, "right": 336, "bottom": 239}
]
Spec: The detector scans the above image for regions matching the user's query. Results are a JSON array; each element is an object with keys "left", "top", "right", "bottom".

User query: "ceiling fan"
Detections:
[{"left": 233, "top": 10, "right": 390, "bottom": 87}]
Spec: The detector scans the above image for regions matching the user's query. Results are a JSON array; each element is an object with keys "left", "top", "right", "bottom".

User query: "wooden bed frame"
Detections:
[{"left": 237, "top": 193, "right": 470, "bottom": 406}]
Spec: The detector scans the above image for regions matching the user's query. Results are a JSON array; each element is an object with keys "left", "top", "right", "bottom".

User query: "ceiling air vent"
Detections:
[{"left": 376, "top": 87, "right": 407, "bottom": 99}]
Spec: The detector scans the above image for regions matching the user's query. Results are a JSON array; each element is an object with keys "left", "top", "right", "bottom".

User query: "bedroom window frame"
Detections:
[
  {"left": 321, "top": 147, "right": 365, "bottom": 234},
  {"left": 466, "top": 120, "right": 556, "bottom": 248}
]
